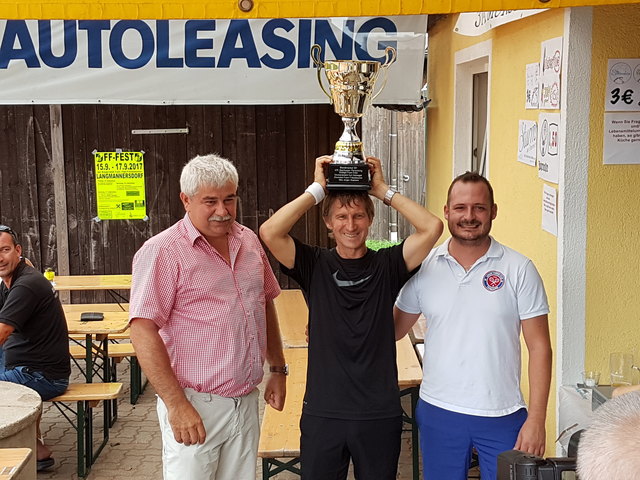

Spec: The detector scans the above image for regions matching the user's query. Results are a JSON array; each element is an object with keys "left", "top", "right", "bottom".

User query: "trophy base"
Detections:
[{"left": 326, "top": 163, "right": 371, "bottom": 191}]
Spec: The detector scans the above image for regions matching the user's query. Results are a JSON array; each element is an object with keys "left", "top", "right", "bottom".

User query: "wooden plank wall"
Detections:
[
  {"left": 0, "top": 105, "right": 55, "bottom": 269},
  {"left": 362, "top": 106, "right": 426, "bottom": 241},
  {"left": 0, "top": 104, "right": 343, "bottom": 298}
]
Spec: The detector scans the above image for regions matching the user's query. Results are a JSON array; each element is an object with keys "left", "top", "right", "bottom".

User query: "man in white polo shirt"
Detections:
[{"left": 394, "top": 172, "right": 552, "bottom": 480}]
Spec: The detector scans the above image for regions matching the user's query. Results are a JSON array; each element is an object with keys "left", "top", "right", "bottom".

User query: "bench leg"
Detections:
[
  {"left": 129, "top": 357, "right": 148, "bottom": 405},
  {"left": 261, "top": 458, "right": 301, "bottom": 479},
  {"left": 77, "top": 401, "right": 87, "bottom": 478}
]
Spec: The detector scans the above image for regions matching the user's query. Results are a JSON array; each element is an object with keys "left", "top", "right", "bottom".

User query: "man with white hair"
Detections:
[
  {"left": 130, "top": 154, "right": 287, "bottom": 480},
  {"left": 577, "top": 391, "right": 640, "bottom": 480}
]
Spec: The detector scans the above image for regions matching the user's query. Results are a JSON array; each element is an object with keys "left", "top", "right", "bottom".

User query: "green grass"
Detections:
[{"left": 366, "top": 239, "right": 401, "bottom": 251}]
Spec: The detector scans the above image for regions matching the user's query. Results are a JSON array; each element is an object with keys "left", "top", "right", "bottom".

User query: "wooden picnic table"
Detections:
[
  {"left": 65, "top": 310, "right": 130, "bottom": 426},
  {"left": 62, "top": 303, "right": 129, "bottom": 313},
  {"left": 54, "top": 274, "right": 132, "bottom": 308},
  {"left": 53, "top": 274, "right": 132, "bottom": 291},
  {"left": 259, "top": 334, "right": 423, "bottom": 480}
]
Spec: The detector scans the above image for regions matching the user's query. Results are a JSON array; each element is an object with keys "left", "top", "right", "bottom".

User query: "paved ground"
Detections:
[{"left": 38, "top": 361, "right": 480, "bottom": 479}]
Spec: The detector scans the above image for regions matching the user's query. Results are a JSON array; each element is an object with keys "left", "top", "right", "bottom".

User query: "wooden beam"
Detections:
[
  {"left": 49, "top": 105, "right": 71, "bottom": 303},
  {"left": 1, "top": 0, "right": 638, "bottom": 20}
]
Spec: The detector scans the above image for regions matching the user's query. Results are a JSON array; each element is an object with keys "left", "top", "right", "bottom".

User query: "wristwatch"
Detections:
[
  {"left": 269, "top": 364, "right": 289, "bottom": 376},
  {"left": 383, "top": 188, "right": 398, "bottom": 206}
]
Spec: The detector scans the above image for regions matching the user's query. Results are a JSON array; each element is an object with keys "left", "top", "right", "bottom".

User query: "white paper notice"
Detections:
[
  {"left": 542, "top": 184, "right": 558, "bottom": 236},
  {"left": 538, "top": 112, "right": 560, "bottom": 183},
  {"left": 603, "top": 112, "right": 640, "bottom": 164},
  {"left": 539, "top": 37, "right": 563, "bottom": 109},
  {"left": 526, "top": 63, "right": 540, "bottom": 109},
  {"left": 518, "top": 120, "right": 538, "bottom": 166},
  {"left": 605, "top": 59, "right": 640, "bottom": 112}
]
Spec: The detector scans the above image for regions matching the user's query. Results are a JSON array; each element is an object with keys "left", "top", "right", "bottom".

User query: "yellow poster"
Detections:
[{"left": 94, "top": 151, "right": 147, "bottom": 220}]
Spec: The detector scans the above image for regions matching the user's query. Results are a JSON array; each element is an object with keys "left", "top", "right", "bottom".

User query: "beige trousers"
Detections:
[{"left": 157, "top": 388, "right": 259, "bottom": 480}]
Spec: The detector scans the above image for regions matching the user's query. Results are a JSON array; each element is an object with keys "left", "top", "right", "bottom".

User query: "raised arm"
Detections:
[
  {"left": 260, "top": 156, "right": 331, "bottom": 269},
  {"left": 367, "top": 157, "right": 443, "bottom": 271}
]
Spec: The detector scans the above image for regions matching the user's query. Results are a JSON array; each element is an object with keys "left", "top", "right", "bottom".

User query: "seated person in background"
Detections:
[
  {"left": 576, "top": 391, "right": 640, "bottom": 479},
  {"left": 0, "top": 225, "right": 70, "bottom": 471}
]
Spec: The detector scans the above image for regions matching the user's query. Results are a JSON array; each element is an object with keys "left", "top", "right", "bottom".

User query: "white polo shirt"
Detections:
[{"left": 395, "top": 237, "right": 549, "bottom": 417}]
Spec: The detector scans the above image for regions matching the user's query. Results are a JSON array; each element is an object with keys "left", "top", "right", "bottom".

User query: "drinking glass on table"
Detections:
[{"left": 609, "top": 352, "right": 634, "bottom": 386}]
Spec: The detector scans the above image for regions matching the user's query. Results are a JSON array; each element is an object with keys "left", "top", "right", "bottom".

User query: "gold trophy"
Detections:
[{"left": 311, "top": 44, "right": 396, "bottom": 190}]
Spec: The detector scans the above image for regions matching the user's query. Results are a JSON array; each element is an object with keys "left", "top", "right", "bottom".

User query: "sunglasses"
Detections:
[{"left": 0, "top": 225, "right": 18, "bottom": 242}]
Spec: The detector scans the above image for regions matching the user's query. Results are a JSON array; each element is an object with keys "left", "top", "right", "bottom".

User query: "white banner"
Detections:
[
  {"left": 453, "top": 10, "right": 545, "bottom": 37},
  {"left": 0, "top": 17, "right": 427, "bottom": 105}
]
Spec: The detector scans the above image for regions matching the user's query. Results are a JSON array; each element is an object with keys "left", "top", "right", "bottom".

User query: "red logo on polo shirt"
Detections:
[{"left": 483, "top": 270, "right": 505, "bottom": 291}]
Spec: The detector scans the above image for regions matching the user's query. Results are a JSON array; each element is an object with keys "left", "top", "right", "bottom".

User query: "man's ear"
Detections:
[
  {"left": 179, "top": 192, "right": 190, "bottom": 211},
  {"left": 491, "top": 203, "right": 498, "bottom": 220},
  {"left": 444, "top": 204, "right": 449, "bottom": 221}
]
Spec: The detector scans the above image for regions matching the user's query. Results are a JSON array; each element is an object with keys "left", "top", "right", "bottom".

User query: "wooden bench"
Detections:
[
  {"left": 69, "top": 343, "right": 146, "bottom": 404},
  {"left": 47, "top": 383, "right": 123, "bottom": 478},
  {"left": 62, "top": 303, "right": 129, "bottom": 313},
  {"left": 0, "top": 448, "right": 32, "bottom": 479},
  {"left": 273, "top": 290, "right": 309, "bottom": 348},
  {"left": 69, "top": 331, "right": 130, "bottom": 342}
]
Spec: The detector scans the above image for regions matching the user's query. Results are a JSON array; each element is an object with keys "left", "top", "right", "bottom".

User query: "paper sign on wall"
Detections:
[
  {"left": 538, "top": 112, "right": 560, "bottom": 183},
  {"left": 603, "top": 112, "right": 640, "bottom": 164},
  {"left": 542, "top": 184, "right": 558, "bottom": 236},
  {"left": 602, "top": 59, "right": 640, "bottom": 164},
  {"left": 605, "top": 59, "right": 640, "bottom": 112},
  {"left": 539, "top": 37, "right": 563, "bottom": 110},
  {"left": 518, "top": 120, "right": 538, "bottom": 166},
  {"left": 525, "top": 63, "right": 540, "bottom": 109},
  {"left": 94, "top": 151, "right": 147, "bottom": 220}
]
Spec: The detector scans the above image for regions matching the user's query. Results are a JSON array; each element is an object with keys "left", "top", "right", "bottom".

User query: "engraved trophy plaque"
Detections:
[{"left": 311, "top": 44, "right": 396, "bottom": 190}]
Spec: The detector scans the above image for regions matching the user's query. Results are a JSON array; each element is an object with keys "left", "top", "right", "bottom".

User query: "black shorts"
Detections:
[{"left": 300, "top": 413, "right": 402, "bottom": 480}]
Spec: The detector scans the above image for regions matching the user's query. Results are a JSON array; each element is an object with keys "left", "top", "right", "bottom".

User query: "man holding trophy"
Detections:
[
  {"left": 260, "top": 44, "right": 442, "bottom": 478},
  {"left": 261, "top": 44, "right": 442, "bottom": 477},
  {"left": 260, "top": 153, "right": 442, "bottom": 478}
]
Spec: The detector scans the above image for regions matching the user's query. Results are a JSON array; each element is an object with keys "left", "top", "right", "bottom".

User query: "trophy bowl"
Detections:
[{"left": 312, "top": 44, "right": 396, "bottom": 190}]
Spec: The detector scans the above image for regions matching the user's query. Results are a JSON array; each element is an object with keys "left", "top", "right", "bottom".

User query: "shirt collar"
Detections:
[
  {"left": 435, "top": 236, "right": 503, "bottom": 263},
  {"left": 182, "top": 213, "right": 243, "bottom": 246}
]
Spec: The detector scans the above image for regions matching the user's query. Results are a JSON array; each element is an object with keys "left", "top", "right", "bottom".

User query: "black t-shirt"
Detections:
[
  {"left": 281, "top": 238, "right": 414, "bottom": 420},
  {"left": 0, "top": 261, "right": 71, "bottom": 380}
]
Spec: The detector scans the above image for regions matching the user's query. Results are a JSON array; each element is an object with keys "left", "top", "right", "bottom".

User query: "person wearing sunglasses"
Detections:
[{"left": 0, "top": 225, "right": 71, "bottom": 471}]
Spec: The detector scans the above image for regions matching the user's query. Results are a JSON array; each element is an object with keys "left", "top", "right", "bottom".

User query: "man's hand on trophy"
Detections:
[
  {"left": 313, "top": 156, "right": 332, "bottom": 191},
  {"left": 366, "top": 156, "right": 390, "bottom": 200}
]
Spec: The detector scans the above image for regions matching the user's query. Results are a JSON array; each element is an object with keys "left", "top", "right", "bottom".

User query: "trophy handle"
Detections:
[
  {"left": 371, "top": 46, "right": 397, "bottom": 101},
  {"left": 311, "top": 44, "right": 332, "bottom": 101}
]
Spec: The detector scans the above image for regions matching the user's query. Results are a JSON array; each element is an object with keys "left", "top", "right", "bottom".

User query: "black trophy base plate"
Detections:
[{"left": 326, "top": 163, "right": 371, "bottom": 191}]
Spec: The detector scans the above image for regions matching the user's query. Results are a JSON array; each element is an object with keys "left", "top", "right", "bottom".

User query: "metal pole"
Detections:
[{"left": 389, "top": 110, "right": 399, "bottom": 242}]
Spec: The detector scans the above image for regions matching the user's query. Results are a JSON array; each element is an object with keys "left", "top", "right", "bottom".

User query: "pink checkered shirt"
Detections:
[{"left": 129, "top": 214, "right": 281, "bottom": 397}]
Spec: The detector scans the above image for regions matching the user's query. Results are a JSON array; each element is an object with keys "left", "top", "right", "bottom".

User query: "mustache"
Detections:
[
  {"left": 458, "top": 221, "right": 480, "bottom": 227},
  {"left": 208, "top": 215, "right": 232, "bottom": 222}
]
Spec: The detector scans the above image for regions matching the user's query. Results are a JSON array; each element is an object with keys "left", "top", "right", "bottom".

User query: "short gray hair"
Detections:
[
  {"left": 576, "top": 391, "right": 640, "bottom": 479},
  {"left": 180, "top": 154, "right": 239, "bottom": 197}
]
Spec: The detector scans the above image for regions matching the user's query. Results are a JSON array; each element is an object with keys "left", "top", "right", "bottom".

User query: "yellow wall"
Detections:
[
  {"left": 426, "top": 9, "right": 564, "bottom": 451},
  {"left": 586, "top": 4, "right": 640, "bottom": 379}
]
